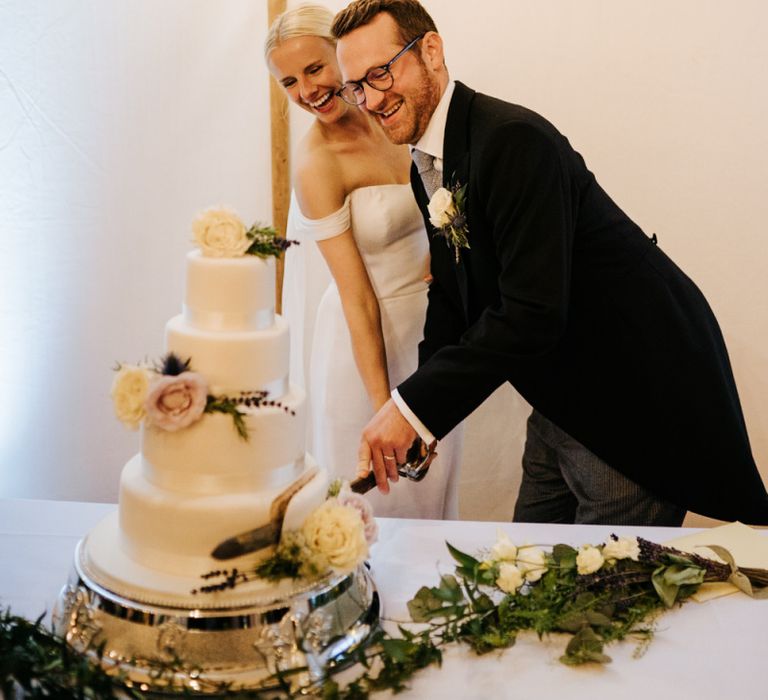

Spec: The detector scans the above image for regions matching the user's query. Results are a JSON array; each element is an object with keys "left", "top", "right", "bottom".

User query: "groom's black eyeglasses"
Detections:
[{"left": 337, "top": 34, "right": 425, "bottom": 106}]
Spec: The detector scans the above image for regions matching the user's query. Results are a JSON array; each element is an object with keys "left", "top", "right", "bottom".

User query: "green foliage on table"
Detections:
[{"left": 3, "top": 536, "right": 766, "bottom": 698}]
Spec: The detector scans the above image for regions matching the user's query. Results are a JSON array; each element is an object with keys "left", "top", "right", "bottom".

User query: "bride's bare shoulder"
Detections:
[{"left": 293, "top": 130, "right": 347, "bottom": 219}]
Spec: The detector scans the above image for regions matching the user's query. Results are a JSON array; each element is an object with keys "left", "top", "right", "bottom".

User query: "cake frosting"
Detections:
[{"left": 82, "top": 236, "right": 328, "bottom": 606}]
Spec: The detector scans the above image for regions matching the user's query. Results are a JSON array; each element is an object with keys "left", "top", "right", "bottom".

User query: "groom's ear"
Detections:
[{"left": 421, "top": 31, "right": 446, "bottom": 72}]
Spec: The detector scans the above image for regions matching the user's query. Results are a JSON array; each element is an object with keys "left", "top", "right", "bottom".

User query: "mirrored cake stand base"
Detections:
[{"left": 52, "top": 540, "right": 380, "bottom": 696}]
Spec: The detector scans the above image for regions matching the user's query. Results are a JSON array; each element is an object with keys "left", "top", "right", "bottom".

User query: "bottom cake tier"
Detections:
[{"left": 117, "top": 453, "right": 328, "bottom": 580}]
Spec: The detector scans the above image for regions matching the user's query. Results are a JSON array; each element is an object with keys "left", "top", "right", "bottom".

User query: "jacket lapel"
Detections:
[{"left": 442, "top": 82, "right": 476, "bottom": 320}]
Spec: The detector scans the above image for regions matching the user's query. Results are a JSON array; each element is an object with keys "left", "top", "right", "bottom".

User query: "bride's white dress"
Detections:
[{"left": 283, "top": 184, "right": 462, "bottom": 518}]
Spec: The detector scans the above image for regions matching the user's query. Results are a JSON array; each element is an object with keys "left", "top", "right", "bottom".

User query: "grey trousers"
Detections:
[{"left": 513, "top": 410, "right": 686, "bottom": 526}]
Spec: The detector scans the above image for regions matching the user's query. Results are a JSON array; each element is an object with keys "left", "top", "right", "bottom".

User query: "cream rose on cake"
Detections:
[
  {"left": 302, "top": 501, "right": 369, "bottom": 574},
  {"left": 193, "top": 207, "right": 250, "bottom": 257},
  {"left": 111, "top": 364, "right": 151, "bottom": 429}
]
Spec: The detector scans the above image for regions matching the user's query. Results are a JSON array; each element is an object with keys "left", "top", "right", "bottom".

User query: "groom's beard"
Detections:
[{"left": 369, "top": 62, "right": 441, "bottom": 145}]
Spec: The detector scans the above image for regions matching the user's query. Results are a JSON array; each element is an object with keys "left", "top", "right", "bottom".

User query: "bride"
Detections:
[{"left": 265, "top": 4, "right": 461, "bottom": 518}]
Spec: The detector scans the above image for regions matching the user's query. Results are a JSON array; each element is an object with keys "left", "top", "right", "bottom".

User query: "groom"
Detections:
[{"left": 333, "top": 0, "right": 768, "bottom": 525}]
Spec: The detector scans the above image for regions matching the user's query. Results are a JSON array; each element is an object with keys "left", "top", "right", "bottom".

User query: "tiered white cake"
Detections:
[{"left": 81, "top": 248, "right": 328, "bottom": 606}]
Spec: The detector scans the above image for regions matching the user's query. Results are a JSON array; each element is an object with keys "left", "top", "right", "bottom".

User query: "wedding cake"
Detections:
[
  {"left": 54, "top": 211, "right": 377, "bottom": 693},
  {"left": 77, "top": 212, "right": 330, "bottom": 607}
]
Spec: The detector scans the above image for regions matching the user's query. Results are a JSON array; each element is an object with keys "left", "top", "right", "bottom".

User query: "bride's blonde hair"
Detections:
[{"left": 264, "top": 4, "right": 336, "bottom": 59}]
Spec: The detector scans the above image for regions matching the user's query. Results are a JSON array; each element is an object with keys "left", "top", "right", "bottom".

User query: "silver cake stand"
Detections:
[{"left": 52, "top": 539, "right": 380, "bottom": 696}]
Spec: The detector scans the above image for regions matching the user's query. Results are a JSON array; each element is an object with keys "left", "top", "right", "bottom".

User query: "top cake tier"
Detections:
[{"left": 183, "top": 250, "right": 275, "bottom": 332}]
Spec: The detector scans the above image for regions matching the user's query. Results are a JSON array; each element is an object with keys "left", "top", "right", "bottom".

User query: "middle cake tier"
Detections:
[{"left": 165, "top": 313, "right": 290, "bottom": 397}]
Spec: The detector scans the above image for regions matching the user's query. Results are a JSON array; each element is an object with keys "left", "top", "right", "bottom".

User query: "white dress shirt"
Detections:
[{"left": 391, "top": 80, "right": 456, "bottom": 444}]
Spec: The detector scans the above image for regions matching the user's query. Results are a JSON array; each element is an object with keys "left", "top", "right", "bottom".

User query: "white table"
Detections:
[{"left": 2, "top": 498, "right": 766, "bottom": 699}]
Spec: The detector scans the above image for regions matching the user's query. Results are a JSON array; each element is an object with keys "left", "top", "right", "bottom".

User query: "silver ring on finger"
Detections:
[{"left": 383, "top": 455, "right": 396, "bottom": 461}]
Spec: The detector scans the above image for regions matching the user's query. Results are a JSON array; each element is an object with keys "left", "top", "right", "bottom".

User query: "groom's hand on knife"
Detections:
[{"left": 358, "top": 399, "right": 417, "bottom": 494}]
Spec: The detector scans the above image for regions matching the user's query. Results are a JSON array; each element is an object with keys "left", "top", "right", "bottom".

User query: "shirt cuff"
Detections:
[{"left": 391, "top": 389, "right": 436, "bottom": 444}]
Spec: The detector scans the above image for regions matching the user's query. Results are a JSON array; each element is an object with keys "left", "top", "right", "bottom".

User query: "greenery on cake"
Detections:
[
  {"left": 4, "top": 532, "right": 768, "bottom": 697},
  {"left": 111, "top": 352, "right": 294, "bottom": 441},
  {"left": 192, "top": 207, "right": 297, "bottom": 258}
]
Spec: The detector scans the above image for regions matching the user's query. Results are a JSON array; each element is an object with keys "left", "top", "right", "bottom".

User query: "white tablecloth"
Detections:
[{"left": 1, "top": 498, "right": 766, "bottom": 699}]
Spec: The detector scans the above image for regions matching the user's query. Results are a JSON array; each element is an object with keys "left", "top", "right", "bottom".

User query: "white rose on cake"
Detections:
[
  {"left": 427, "top": 187, "right": 456, "bottom": 229},
  {"left": 193, "top": 207, "right": 250, "bottom": 257},
  {"left": 111, "top": 364, "right": 151, "bottom": 429},
  {"left": 302, "top": 501, "right": 368, "bottom": 574}
]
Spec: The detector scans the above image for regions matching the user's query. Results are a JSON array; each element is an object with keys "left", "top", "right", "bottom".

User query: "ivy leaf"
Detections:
[
  {"left": 408, "top": 586, "right": 449, "bottom": 622},
  {"left": 433, "top": 575, "right": 464, "bottom": 604},
  {"left": 381, "top": 638, "right": 415, "bottom": 663}
]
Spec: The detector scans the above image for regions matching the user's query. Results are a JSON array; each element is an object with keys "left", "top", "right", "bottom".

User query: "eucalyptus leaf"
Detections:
[
  {"left": 562, "top": 627, "right": 611, "bottom": 665},
  {"left": 552, "top": 544, "right": 577, "bottom": 568}
]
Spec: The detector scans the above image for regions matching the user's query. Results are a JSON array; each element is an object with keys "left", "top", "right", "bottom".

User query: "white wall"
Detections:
[{"left": 1, "top": 1, "right": 766, "bottom": 526}]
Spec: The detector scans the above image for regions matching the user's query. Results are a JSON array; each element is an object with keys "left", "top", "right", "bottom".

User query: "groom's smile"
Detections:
[{"left": 336, "top": 13, "right": 442, "bottom": 146}]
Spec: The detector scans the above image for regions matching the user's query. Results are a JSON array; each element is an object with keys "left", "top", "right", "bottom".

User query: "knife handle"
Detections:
[{"left": 350, "top": 472, "right": 377, "bottom": 494}]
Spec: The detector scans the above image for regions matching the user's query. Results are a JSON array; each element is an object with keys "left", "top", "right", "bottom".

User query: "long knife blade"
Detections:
[
  {"left": 210, "top": 466, "right": 319, "bottom": 560},
  {"left": 211, "top": 522, "right": 277, "bottom": 560}
]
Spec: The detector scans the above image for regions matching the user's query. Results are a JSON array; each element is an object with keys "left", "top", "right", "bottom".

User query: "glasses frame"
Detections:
[{"left": 337, "top": 33, "right": 425, "bottom": 106}]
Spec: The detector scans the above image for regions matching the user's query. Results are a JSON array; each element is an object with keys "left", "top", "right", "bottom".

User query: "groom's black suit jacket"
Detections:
[{"left": 398, "top": 81, "right": 768, "bottom": 523}]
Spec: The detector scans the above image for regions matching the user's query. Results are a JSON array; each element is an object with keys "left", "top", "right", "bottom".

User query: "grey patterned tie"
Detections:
[{"left": 412, "top": 148, "right": 442, "bottom": 199}]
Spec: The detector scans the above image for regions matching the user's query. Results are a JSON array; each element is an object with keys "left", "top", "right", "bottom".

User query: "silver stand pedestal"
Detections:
[{"left": 53, "top": 540, "right": 379, "bottom": 695}]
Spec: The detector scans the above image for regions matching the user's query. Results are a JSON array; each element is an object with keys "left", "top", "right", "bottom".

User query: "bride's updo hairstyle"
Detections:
[{"left": 264, "top": 3, "right": 336, "bottom": 59}]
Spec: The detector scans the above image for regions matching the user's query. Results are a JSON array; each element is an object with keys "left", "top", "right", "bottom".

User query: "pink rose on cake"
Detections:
[
  {"left": 336, "top": 487, "right": 378, "bottom": 545},
  {"left": 145, "top": 372, "right": 208, "bottom": 432},
  {"left": 193, "top": 207, "right": 250, "bottom": 257}
]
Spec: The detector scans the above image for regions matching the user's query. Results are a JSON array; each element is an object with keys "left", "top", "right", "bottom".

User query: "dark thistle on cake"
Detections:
[{"left": 155, "top": 352, "right": 191, "bottom": 376}]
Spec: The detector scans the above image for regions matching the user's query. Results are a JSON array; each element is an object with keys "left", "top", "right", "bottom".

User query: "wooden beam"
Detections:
[{"left": 268, "top": 0, "right": 289, "bottom": 314}]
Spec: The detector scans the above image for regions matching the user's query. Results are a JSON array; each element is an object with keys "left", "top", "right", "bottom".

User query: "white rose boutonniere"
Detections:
[
  {"left": 193, "top": 207, "right": 251, "bottom": 258},
  {"left": 427, "top": 182, "right": 469, "bottom": 264}
]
